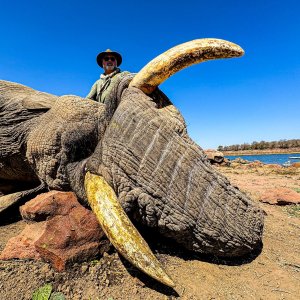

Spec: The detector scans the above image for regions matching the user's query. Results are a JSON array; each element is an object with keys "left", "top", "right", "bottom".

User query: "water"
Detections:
[{"left": 225, "top": 153, "right": 300, "bottom": 165}]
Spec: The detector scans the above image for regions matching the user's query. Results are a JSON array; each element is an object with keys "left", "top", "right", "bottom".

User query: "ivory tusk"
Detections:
[
  {"left": 129, "top": 38, "right": 244, "bottom": 94},
  {"left": 84, "top": 172, "right": 175, "bottom": 288}
]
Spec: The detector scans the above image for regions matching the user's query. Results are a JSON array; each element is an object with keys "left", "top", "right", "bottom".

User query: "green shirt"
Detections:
[{"left": 86, "top": 69, "right": 130, "bottom": 104}]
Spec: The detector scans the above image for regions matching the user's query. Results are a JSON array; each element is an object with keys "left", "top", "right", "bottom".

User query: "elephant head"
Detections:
[{"left": 0, "top": 39, "right": 264, "bottom": 287}]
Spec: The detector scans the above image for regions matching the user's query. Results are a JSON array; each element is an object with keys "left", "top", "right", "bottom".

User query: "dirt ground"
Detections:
[{"left": 1, "top": 164, "right": 299, "bottom": 300}]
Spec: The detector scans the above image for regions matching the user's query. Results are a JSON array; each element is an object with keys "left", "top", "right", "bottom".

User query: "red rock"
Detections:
[
  {"left": 292, "top": 162, "right": 300, "bottom": 168},
  {"left": 0, "top": 222, "right": 46, "bottom": 260},
  {"left": 20, "top": 191, "right": 80, "bottom": 221},
  {"left": 265, "top": 164, "right": 281, "bottom": 169},
  {"left": 260, "top": 188, "right": 300, "bottom": 205},
  {"left": 248, "top": 161, "right": 264, "bottom": 168},
  {"left": 35, "top": 206, "right": 104, "bottom": 271},
  {"left": 1, "top": 191, "right": 106, "bottom": 271}
]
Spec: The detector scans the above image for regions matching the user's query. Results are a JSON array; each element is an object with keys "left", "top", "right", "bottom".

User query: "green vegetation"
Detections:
[
  {"left": 32, "top": 284, "right": 52, "bottom": 300},
  {"left": 285, "top": 205, "right": 300, "bottom": 218},
  {"left": 90, "top": 259, "right": 99, "bottom": 266},
  {"left": 49, "top": 292, "right": 66, "bottom": 300},
  {"left": 32, "top": 284, "right": 66, "bottom": 300},
  {"left": 218, "top": 139, "right": 300, "bottom": 152}
]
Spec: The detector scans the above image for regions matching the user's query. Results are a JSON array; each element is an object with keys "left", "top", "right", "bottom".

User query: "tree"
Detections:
[{"left": 218, "top": 139, "right": 300, "bottom": 151}]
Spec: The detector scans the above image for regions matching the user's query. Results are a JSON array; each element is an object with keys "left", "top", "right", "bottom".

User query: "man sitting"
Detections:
[{"left": 86, "top": 49, "right": 130, "bottom": 104}]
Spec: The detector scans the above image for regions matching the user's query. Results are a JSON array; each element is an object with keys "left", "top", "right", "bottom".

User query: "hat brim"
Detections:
[{"left": 96, "top": 51, "right": 122, "bottom": 68}]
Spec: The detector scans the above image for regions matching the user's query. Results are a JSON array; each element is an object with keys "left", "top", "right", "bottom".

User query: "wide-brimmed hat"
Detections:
[{"left": 96, "top": 49, "right": 122, "bottom": 68}]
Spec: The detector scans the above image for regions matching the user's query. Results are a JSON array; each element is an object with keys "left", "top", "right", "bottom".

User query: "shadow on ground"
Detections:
[
  {"left": 117, "top": 223, "right": 263, "bottom": 295},
  {"left": 137, "top": 224, "right": 263, "bottom": 266}
]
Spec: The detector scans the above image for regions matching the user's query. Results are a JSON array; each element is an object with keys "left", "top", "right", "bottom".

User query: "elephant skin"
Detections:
[{"left": 0, "top": 78, "right": 264, "bottom": 258}]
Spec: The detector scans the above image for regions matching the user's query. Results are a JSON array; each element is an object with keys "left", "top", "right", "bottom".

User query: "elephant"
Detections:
[{"left": 0, "top": 39, "right": 264, "bottom": 287}]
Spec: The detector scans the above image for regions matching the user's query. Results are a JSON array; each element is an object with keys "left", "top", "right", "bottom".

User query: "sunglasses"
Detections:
[{"left": 103, "top": 56, "right": 116, "bottom": 62}]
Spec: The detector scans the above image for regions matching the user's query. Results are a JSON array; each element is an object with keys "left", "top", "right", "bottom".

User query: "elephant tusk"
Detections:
[
  {"left": 129, "top": 38, "right": 244, "bottom": 94},
  {"left": 84, "top": 172, "right": 175, "bottom": 288}
]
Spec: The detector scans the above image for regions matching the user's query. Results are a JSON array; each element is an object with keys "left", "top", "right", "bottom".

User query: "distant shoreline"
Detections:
[{"left": 222, "top": 148, "right": 300, "bottom": 156}]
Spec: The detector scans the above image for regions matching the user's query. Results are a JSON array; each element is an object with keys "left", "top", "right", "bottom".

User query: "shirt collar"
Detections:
[{"left": 100, "top": 68, "right": 121, "bottom": 79}]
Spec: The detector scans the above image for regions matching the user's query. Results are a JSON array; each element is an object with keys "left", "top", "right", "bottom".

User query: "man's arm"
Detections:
[{"left": 86, "top": 81, "right": 97, "bottom": 100}]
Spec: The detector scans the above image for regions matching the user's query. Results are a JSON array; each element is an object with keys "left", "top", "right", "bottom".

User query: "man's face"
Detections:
[{"left": 102, "top": 55, "right": 117, "bottom": 72}]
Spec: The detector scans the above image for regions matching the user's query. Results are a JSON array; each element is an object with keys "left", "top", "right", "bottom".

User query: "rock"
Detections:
[
  {"left": 265, "top": 164, "right": 281, "bottom": 169},
  {"left": 233, "top": 158, "right": 249, "bottom": 164},
  {"left": 20, "top": 191, "right": 79, "bottom": 221},
  {"left": 260, "top": 188, "right": 300, "bottom": 205},
  {"left": 219, "top": 157, "right": 231, "bottom": 166},
  {"left": 81, "top": 264, "right": 89, "bottom": 274},
  {"left": 1, "top": 191, "right": 105, "bottom": 271},
  {"left": 35, "top": 206, "right": 104, "bottom": 271},
  {"left": 0, "top": 221, "right": 46, "bottom": 260},
  {"left": 292, "top": 162, "right": 300, "bottom": 168},
  {"left": 204, "top": 149, "right": 224, "bottom": 164},
  {"left": 248, "top": 161, "right": 264, "bottom": 168}
]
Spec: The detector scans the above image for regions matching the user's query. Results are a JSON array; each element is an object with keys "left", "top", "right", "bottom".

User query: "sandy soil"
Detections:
[{"left": 1, "top": 164, "right": 299, "bottom": 300}]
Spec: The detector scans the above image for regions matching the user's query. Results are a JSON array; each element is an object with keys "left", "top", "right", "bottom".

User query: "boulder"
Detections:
[
  {"left": 233, "top": 158, "right": 249, "bottom": 164},
  {"left": 260, "top": 188, "right": 300, "bottom": 205},
  {"left": 204, "top": 149, "right": 224, "bottom": 164},
  {"left": 248, "top": 161, "right": 264, "bottom": 168},
  {"left": 292, "top": 162, "right": 300, "bottom": 168},
  {"left": 0, "top": 191, "right": 106, "bottom": 271},
  {"left": 0, "top": 221, "right": 46, "bottom": 260},
  {"left": 220, "top": 157, "right": 231, "bottom": 166},
  {"left": 20, "top": 190, "right": 79, "bottom": 221},
  {"left": 265, "top": 164, "right": 282, "bottom": 169}
]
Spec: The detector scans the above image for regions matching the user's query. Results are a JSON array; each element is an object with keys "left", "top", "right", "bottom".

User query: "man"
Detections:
[{"left": 86, "top": 49, "right": 130, "bottom": 104}]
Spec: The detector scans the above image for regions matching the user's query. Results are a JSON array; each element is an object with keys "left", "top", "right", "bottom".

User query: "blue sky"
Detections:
[{"left": 1, "top": 0, "right": 299, "bottom": 149}]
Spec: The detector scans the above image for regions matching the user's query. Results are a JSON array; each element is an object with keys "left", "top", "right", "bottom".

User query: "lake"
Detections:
[{"left": 225, "top": 153, "right": 300, "bottom": 165}]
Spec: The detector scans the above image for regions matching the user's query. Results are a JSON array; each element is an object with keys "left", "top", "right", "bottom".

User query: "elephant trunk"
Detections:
[
  {"left": 100, "top": 88, "right": 264, "bottom": 257},
  {"left": 122, "top": 121, "right": 264, "bottom": 256},
  {"left": 152, "top": 139, "right": 264, "bottom": 256}
]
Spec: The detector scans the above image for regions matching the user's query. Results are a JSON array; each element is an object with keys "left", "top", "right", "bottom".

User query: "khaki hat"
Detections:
[{"left": 96, "top": 49, "right": 122, "bottom": 68}]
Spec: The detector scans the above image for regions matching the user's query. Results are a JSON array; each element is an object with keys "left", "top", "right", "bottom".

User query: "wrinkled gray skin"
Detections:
[{"left": 0, "top": 78, "right": 264, "bottom": 257}]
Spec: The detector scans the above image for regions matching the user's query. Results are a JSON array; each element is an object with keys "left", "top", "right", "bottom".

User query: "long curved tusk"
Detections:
[
  {"left": 129, "top": 38, "right": 244, "bottom": 94},
  {"left": 84, "top": 172, "right": 175, "bottom": 288}
]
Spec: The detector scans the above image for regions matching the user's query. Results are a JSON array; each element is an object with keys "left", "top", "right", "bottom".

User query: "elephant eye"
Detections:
[{"left": 150, "top": 89, "right": 172, "bottom": 109}]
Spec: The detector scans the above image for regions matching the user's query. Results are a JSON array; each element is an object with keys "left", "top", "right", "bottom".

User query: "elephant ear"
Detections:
[
  {"left": 0, "top": 80, "right": 58, "bottom": 110},
  {"left": 22, "top": 91, "right": 57, "bottom": 110}
]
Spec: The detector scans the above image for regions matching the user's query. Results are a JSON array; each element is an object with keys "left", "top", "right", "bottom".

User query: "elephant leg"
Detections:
[{"left": 0, "top": 182, "right": 47, "bottom": 224}]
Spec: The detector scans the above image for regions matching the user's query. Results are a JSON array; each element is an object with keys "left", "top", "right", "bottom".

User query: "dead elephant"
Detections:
[{"left": 0, "top": 39, "right": 264, "bottom": 287}]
